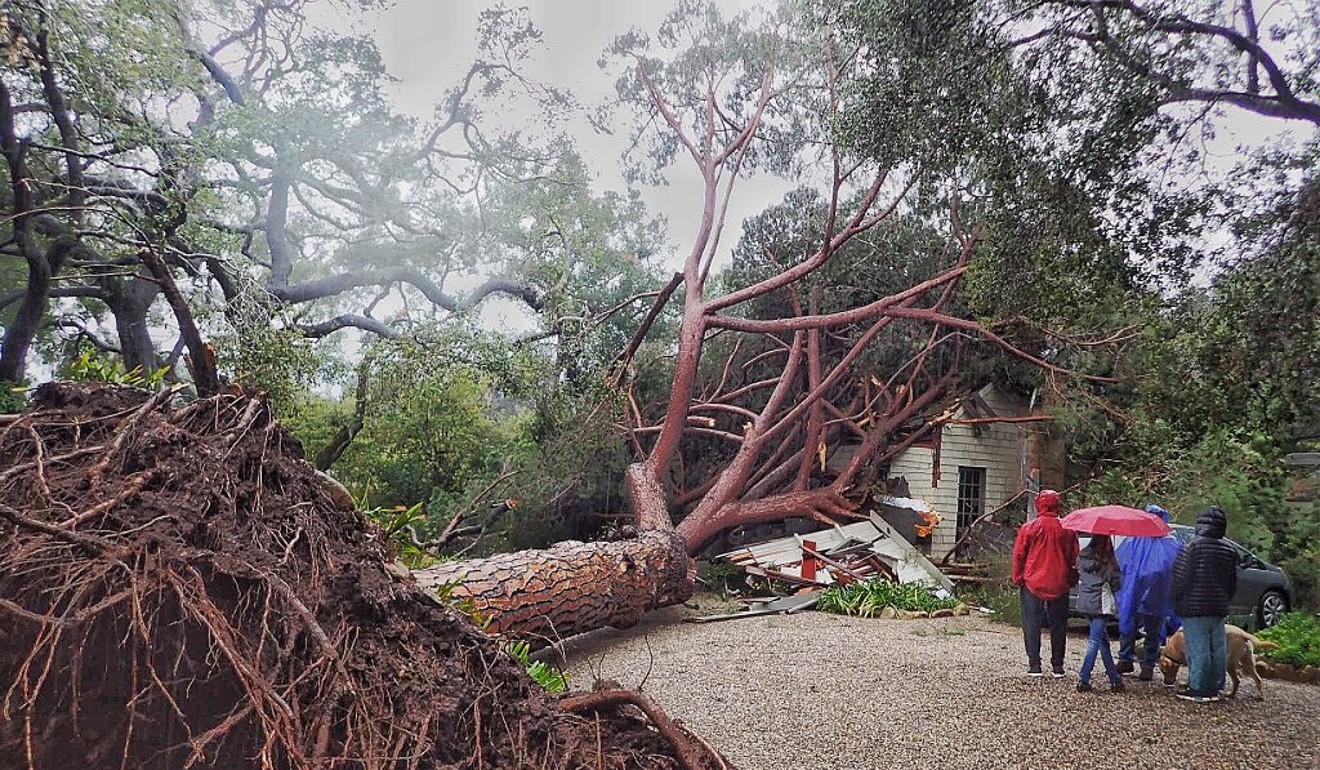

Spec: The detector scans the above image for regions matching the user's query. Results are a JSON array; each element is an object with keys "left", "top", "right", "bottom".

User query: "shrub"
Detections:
[
  {"left": 1257, "top": 612, "right": 1320, "bottom": 668},
  {"left": 817, "top": 579, "right": 960, "bottom": 618},
  {"left": 1280, "top": 551, "right": 1320, "bottom": 613},
  {"left": 698, "top": 560, "right": 743, "bottom": 592}
]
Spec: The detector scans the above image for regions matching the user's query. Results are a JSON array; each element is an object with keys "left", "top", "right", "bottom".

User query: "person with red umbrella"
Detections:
[
  {"left": 1011, "top": 489, "right": 1079, "bottom": 677},
  {"left": 1074, "top": 533, "right": 1125, "bottom": 693},
  {"left": 1058, "top": 503, "right": 1176, "bottom": 689}
]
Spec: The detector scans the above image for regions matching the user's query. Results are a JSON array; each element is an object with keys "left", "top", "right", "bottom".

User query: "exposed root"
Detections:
[
  {"left": 561, "top": 686, "right": 732, "bottom": 770},
  {"left": 0, "top": 382, "right": 730, "bottom": 770}
]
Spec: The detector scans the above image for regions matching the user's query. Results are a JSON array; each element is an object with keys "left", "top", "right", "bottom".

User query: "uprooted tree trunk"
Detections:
[
  {"left": 415, "top": 464, "right": 694, "bottom": 644},
  {"left": 415, "top": 529, "right": 692, "bottom": 642}
]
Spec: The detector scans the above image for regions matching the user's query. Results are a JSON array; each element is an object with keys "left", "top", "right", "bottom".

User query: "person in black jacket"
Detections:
[{"left": 1169, "top": 505, "right": 1238, "bottom": 703}]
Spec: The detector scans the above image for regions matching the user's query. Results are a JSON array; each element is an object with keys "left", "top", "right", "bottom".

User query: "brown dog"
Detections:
[{"left": 1158, "top": 624, "right": 1279, "bottom": 699}]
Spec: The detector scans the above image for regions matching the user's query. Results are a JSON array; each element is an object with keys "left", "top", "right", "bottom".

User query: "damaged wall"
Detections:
[{"left": 886, "top": 384, "right": 1031, "bottom": 557}]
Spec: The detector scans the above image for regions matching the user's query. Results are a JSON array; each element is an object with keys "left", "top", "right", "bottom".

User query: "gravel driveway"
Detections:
[{"left": 555, "top": 604, "right": 1320, "bottom": 770}]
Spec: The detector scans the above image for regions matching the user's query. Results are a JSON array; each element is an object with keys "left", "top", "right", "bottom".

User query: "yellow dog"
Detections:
[{"left": 1158, "top": 624, "right": 1279, "bottom": 699}]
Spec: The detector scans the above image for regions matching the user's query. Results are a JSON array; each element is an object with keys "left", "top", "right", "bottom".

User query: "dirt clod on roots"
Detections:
[{"left": 0, "top": 383, "right": 727, "bottom": 770}]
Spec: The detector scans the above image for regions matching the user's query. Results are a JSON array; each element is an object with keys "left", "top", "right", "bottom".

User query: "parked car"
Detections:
[{"left": 1067, "top": 524, "right": 1293, "bottom": 630}]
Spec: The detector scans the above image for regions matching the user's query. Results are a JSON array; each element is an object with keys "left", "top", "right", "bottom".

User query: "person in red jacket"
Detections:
[{"left": 1012, "top": 489, "right": 1080, "bottom": 677}]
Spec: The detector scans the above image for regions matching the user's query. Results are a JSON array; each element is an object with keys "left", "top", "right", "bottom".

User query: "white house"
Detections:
[{"left": 884, "top": 383, "right": 1059, "bottom": 559}]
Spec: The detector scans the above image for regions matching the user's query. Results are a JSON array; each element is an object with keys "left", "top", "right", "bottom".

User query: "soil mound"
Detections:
[{"left": 0, "top": 383, "right": 723, "bottom": 769}]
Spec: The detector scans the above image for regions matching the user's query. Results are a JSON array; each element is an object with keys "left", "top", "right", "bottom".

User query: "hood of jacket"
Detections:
[{"left": 1195, "top": 505, "right": 1227, "bottom": 539}]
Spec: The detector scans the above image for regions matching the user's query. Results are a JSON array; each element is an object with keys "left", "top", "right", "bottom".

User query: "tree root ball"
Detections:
[{"left": 0, "top": 382, "right": 729, "bottom": 769}]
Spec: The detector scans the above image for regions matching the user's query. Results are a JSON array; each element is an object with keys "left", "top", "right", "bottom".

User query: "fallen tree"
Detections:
[
  {"left": 412, "top": 6, "right": 1115, "bottom": 639},
  {"left": 0, "top": 382, "right": 729, "bottom": 770}
]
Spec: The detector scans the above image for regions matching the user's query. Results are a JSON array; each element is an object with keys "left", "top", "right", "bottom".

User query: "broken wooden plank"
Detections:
[
  {"left": 795, "top": 537, "right": 867, "bottom": 582},
  {"left": 686, "top": 592, "right": 821, "bottom": 623},
  {"left": 743, "top": 564, "right": 828, "bottom": 587}
]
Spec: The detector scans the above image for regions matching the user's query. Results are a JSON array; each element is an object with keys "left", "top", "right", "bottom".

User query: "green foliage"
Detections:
[
  {"left": 491, "top": 384, "right": 633, "bottom": 552},
  {"left": 280, "top": 394, "right": 357, "bottom": 464},
  {"left": 212, "top": 292, "right": 335, "bottom": 417},
  {"left": 1277, "top": 507, "right": 1320, "bottom": 611},
  {"left": 63, "top": 349, "right": 168, "bottom": 389},
  {"left": 360, "top": 501, "right": 437, "bottom": 569},
  {"left": 837, "top": 0, "right": 1020, "bottom": 173},
  {"left": 505, "top": 640, "right": 569, "bottom": 694},
  {"left": 0, "top": 382, "right": 25, "bottom": 414},
  {"left": 1257, "top": 613, "right": 1320, "bottom": 668},
  {"left": 698, "top": 560, "right": 743, "bottom": 592},
  {"left": 817, "top": 579, "right": 961, "bottom": 618},
  {"left": 329, "top": 328, "right": 538, "bottom": 516},
  {"left": 427, "top": 578, "right": 489, "bottom": 631},
  {"left": 1082, "top": 428, "right": 1288, "bottom": 551},
  {"left": 1281, "top": 553, "right": 1320, "bottom": 614}
]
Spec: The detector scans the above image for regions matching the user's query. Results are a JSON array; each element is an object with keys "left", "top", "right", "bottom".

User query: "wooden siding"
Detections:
[{"left": 886, "top": 385, "right": 1030, "bottom": 558}]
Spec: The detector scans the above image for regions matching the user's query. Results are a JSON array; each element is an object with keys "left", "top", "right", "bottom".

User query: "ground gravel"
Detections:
[{"left": 556, "top": 602, "right": 1320, "bottom": 770}]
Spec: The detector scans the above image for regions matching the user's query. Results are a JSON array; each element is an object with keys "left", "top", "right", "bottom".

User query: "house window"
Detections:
[{"left": 956, "top": 466, "right": 987, "bottom": 538}]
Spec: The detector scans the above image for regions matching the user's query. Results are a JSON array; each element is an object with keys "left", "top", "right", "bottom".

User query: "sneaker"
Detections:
[
  {"left": 1028, "top": 666, "right": 1043, "bottom": 677},
  {"left": 1052, "top": 667, "right": 1066, "bottom": 679},
  {"left": 1076, "top": 680, "right": 1093, "bottom": 693},
  {"left": 1138, "top": 666, "right": 1154, "bottom": 682},
  {"left": 1110, "top": 680, "right": 1125, "bottom": 693},
  {"left": 1116, "top": 660, "right": 1135, "bottom": 675},
  {"left": 1176, "top": 689, "right": 1216, "bottom": 703}
]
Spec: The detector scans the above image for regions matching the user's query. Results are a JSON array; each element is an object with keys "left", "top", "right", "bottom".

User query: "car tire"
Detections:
[{"left": 1257, "top": 589, "right": 1289, "bottom": 629}]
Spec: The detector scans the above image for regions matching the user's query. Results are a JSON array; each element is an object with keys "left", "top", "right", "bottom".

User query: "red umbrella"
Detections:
[{"left": 1061, "top": 505, "right": 1172, "bottom": 537}]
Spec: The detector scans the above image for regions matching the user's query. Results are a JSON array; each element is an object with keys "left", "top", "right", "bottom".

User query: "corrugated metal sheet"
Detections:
[{"left": 714, "top": 512, "right": 954, "bottom": 594}]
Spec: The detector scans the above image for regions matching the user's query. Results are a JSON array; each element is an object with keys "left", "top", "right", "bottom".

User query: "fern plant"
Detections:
[{"left": 506, "top": 640, "right": 569, "bottom": 694}]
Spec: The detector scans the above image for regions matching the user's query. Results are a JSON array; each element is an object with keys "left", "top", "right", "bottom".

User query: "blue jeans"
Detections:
[
  {"left": 1182, "top": 616, "right": 1227, "bottom": 694},
  {"left": 1079, "top": 616, "right": 1120, "bottom": 685},
  {"left": 1118, "top": 613, "right": 1165, "bottom": 668}
]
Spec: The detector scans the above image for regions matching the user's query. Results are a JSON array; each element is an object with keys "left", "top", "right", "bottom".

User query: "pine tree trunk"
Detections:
[{"left": 412, "top": 529, "right": 692, "bottom": 643}]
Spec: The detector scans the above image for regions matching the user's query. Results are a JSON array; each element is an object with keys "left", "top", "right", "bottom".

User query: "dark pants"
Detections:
[
  {"left": 1118, "top": 612, "right": 1165, "bottom": 669},
  {"left": 1021, "top": 585, "right": 1069, "bottom": 670}
]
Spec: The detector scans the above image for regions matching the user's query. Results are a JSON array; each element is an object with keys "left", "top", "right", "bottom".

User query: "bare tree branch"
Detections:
[{"left": 296, "top": 315, "right": 400, "bottom": 339}]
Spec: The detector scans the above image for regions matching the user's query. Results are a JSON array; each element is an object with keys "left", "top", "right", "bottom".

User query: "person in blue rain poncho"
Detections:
[{"left": 1115, "top": 504, "right": 1183, "bottom": 680}]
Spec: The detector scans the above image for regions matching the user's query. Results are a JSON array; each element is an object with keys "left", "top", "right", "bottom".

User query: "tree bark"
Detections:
[
  {"left": 412, "top": 529, "right": 691, "bottom": 644},
  {"left": 0, "top": 79, "right": 47, "bottom": 385},
  {"left": 138, "top": 247, "right": 220, "bottom": 396},
  {"left": 103, "top": 268, "right": 162, "bottom": 376}
]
